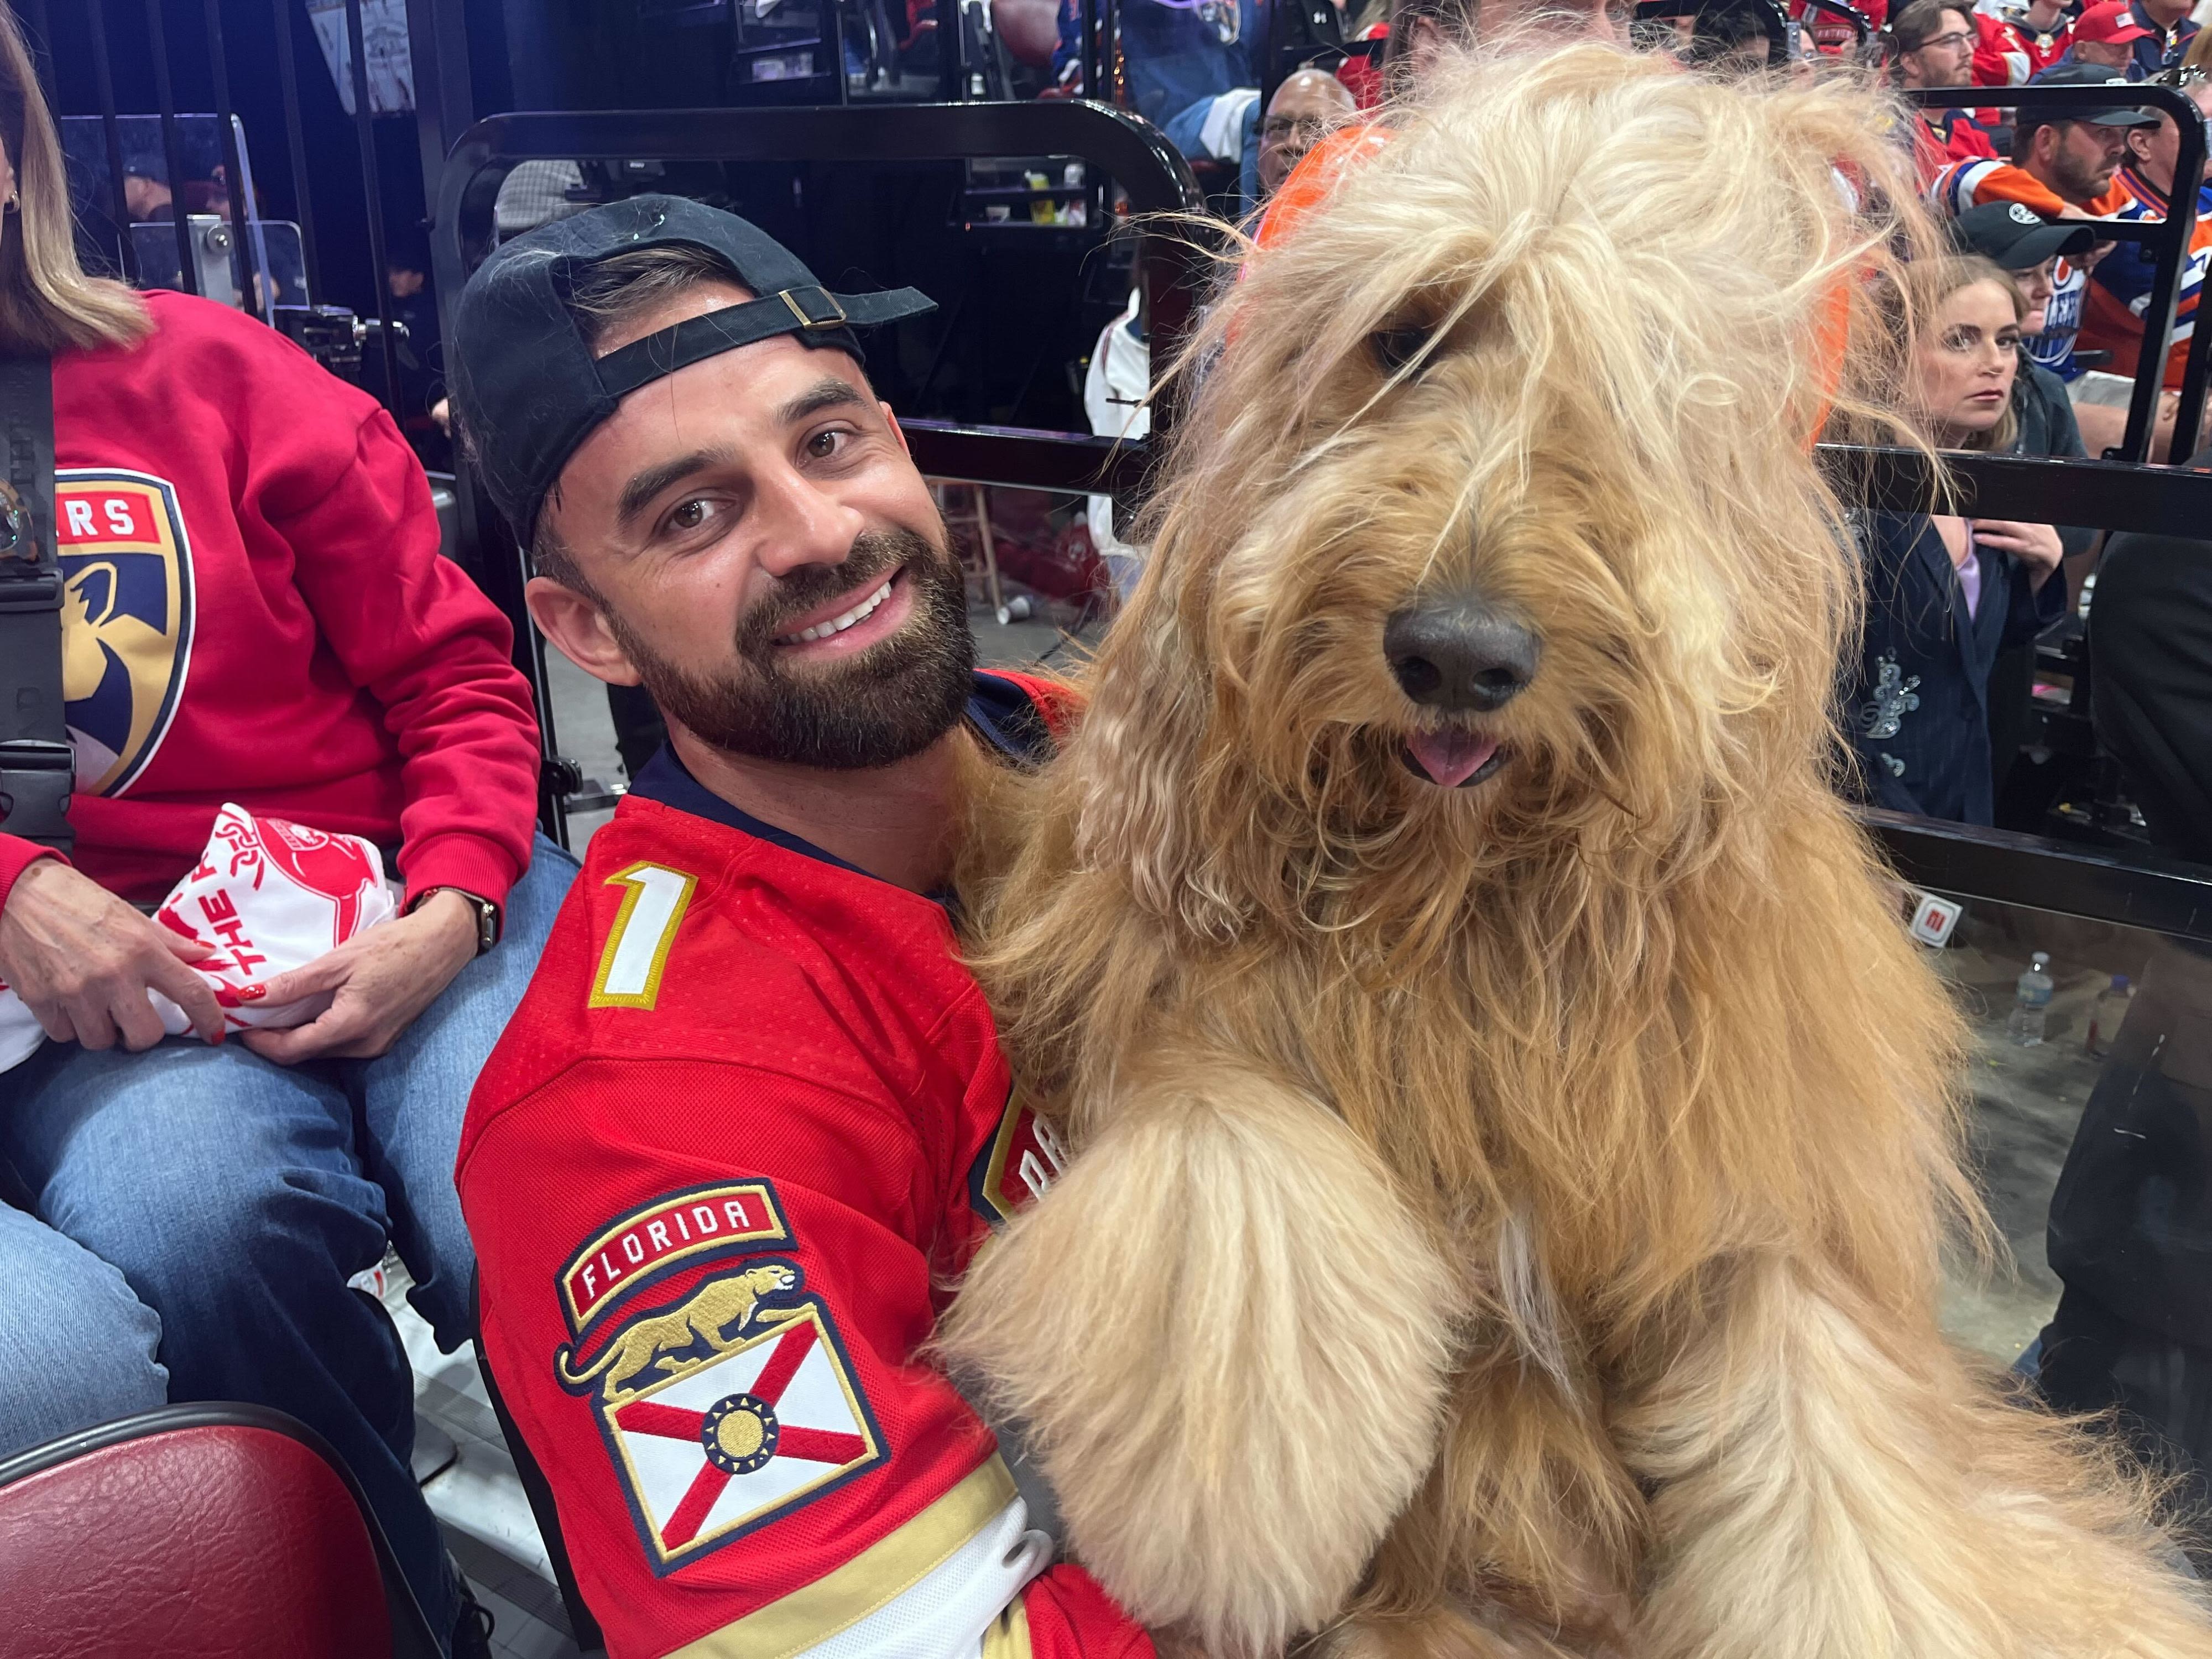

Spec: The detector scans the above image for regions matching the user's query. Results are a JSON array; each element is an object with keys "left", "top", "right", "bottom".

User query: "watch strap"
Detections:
[{"left": 408, "top": 885, "right": 501, "bottom": 955}]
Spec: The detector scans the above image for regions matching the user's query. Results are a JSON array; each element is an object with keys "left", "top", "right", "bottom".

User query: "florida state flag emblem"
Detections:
[{"left": 556, "top": 1260, "right": 886, "bottom": 1572}]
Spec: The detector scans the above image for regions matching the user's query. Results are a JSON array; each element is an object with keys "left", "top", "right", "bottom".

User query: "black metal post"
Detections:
[
  {"left": 404, "top": 0, "right": 476, "bottom": 285},
  {"left": 1080, "top": 0, "right": 1099, "bottom": 96},
  {"left": 2170, "top": 111, "right": 2212, "bottom": 462},
  {"left": 201, "top": 0, "right": 257, "bottom": 316},
  {"left": 270, "top": 0, "right": 322, "bottom": 299},
  {"left": 2130, "top": 95, "right": 2200, "bottom": 461},
  {"left": 344, "top": 0, "right": 403, "bottom": 413},
  {"left": 144, "top": 0, "right": 202, "bottom": 296},
  {"left": 827, "top": 0, "right": 849, "bottom": 102},
  {"left": 85, "top": 0, "right": 137, "bottom": 283}
]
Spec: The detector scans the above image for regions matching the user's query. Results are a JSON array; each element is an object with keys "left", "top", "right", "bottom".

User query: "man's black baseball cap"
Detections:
[
  {"left": 2024, "top": 64, "right": 2159, "bottom": 127},
  {"left": 1947, "top": 201, "right": 2099, "bottom": 269},
  {"left": 448, "top": 194, "right": 936, "bottom": 548}
]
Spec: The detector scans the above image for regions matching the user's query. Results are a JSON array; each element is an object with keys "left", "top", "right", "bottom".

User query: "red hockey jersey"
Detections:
[
  {"left": 458, "top": 672, "right": 1150, "bottom": 1659},
  {"left": 0, "top": 290, "right": 539, "bottom": 915}
]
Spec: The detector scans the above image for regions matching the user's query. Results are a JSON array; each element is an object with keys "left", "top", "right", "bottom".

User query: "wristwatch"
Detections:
[{"left": 408, "top": 886, "right": 501, "bottom": 956}]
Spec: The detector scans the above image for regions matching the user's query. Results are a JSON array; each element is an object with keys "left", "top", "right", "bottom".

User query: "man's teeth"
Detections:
[{"left": 780, "top": 580, "right": 892, "bottom": 644}]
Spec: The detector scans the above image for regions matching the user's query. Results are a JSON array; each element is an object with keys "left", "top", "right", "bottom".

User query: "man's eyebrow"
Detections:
[
  {"left": 615, "top": 446, "right": 736, "bottom": 531},
  {"left": 775, "top": 377, "right": 867, "bottom": 428}
]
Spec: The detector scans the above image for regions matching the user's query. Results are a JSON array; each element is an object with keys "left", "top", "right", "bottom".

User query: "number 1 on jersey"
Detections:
[{"left": 590, "top": 863, "right": 698, "bottom": 1010}]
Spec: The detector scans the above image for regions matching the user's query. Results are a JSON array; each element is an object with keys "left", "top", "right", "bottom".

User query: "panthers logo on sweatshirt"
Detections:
[{"left": 55, "top": 468, "right": 195, "bottom": 795}]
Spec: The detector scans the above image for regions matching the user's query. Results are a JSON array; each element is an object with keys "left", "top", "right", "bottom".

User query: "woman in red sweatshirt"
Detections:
[{"left": 0, "top": 16, "right": 572, "bottom": 1652}]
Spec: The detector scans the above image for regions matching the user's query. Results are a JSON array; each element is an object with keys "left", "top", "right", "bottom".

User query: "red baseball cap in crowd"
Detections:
[{"left": 2072, "top": 2, "right": 2153, "bottom": 44}]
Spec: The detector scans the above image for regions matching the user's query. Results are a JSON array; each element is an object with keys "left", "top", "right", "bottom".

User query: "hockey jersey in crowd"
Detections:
[
  {"left": 458, "top": 671, "right": 1150, "bottom": 1659},
  {"left": 1929, "top": 159, "right": 2128, "bottom": 377},
  {"left": 0, "top": 290, "right": 540, "bottom": 917},
  {"left": 2081, "top": 162, "right": 2212, "bottom": 387},
  {"left": 1975, "top": 3, "right": 2073, "bottom": 84}
]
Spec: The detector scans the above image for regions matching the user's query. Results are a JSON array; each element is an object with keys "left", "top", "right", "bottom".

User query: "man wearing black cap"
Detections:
[{"left": 447, "top": 198, "right": 1149, "bottom": 1658}]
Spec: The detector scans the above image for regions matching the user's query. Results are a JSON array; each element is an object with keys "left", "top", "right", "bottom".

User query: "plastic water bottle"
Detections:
[
  {"left": 2085, "top": 973, "right": 2133, "bottom": 1057},
  {"left": 2008, "top": 952, "right": 2054, "bottom": 1046}
]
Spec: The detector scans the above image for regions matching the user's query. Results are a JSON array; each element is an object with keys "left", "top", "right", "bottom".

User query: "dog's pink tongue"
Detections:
[{"left": 1407, "top": 729, "right": 1499, "bottom": 788}]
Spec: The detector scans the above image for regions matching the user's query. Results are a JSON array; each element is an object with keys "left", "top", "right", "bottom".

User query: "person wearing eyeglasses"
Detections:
[
  {"left": 1253, "top": 67, "right": 1358, "bottom": 201},
  {"left": 1892, "top": 0, "right": 2002, "bottom": 180}
]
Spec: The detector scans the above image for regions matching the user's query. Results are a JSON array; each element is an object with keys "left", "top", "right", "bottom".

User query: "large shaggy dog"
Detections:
[{"left": 942, "top": 43, "right": 2212, "bottom": 1659}]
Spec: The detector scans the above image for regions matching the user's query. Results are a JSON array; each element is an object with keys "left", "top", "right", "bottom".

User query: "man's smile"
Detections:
[{"left": 769, "top": 565, "right": 916, "bottom": 657}]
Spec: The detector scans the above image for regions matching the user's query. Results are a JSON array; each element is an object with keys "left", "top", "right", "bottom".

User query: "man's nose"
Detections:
[
  {"left": 1384, "top": 591, "right": 1541, "bottom": 713},
  {"left": 753, "top": 467, "right": 866, "bottom": 577}
]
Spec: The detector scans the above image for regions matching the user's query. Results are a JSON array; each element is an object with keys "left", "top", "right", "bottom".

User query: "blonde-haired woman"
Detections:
[
  {"left": 1846, "top": 255, "right": 2066, "bottom": 823},
  {"left": 0, "top": 11, "right": 572, "bottom": 1654},
  {"left": 0, "top": 1, "right": 170, "bottom": 1463}
]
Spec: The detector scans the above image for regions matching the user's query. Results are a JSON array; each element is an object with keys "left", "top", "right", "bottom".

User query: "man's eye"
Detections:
[
  {"left": 665, "top": 499, "right": 715, "bottom": 534},
  {"left": 806, "top": 428, "right": 849, "bottom": 459}
]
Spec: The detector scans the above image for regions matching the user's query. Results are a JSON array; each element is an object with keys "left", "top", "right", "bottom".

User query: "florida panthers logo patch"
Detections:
[
  {"left": 556, "top": 1259, "right": 886, "bottom": 1572},
  {"left": 55, "top": 469, "right": 194, "bottom": 796}
]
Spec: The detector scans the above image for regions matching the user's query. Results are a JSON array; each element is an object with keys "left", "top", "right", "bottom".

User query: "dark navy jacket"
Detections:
[{"left": 1846, "top": 511, "right": 2068, "bottom": 824}]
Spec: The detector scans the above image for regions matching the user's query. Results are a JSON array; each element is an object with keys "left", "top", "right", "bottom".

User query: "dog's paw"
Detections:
[{"left": 940, "top": 1058, "right": 1460, "bottom": 1658}]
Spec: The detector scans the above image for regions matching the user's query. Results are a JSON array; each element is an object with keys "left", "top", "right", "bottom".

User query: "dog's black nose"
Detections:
[{"left": 1384, "top": 594, "right": 1540, "bottom": 712}]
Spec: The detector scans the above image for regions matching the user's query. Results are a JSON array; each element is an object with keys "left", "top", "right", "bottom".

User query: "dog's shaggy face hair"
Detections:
[
  {"left": 1094, "top": 46, "right": 1902, "bottom": 943},
  {"left": 948, "top": 43, "right": 2212, "bottom": 1659}
]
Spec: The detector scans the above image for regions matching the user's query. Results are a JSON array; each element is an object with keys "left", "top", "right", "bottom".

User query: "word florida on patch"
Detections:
[{"left": 559, "top": 1180, "right": 790, "bottom": 1336}]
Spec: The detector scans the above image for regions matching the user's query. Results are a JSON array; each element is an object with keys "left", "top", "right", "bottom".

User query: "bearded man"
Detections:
[{"left": 446, "top": 198, "right": 1150, "bottom": 1659}]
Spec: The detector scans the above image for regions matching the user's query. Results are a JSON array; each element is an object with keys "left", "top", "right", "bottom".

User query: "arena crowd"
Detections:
[{"left": 6, "top": 0, "right": 2212, "bottom": 1654}]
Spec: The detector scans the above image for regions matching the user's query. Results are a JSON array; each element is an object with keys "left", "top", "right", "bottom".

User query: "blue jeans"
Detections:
[
  {"left": 0, "top": 1202, "right": 167, "bottom": 1454},
  {"left": 0, "top": 833, "right": 577, "bottom": 1648}
]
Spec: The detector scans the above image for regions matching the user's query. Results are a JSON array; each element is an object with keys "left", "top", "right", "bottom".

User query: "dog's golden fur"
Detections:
[{"left": 940, "top": 40, "right": 2212, "bottom": 1659}]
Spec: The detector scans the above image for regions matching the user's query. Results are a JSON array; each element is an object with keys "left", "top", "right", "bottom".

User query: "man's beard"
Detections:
[
  {"left": 2053, "top": 145, "right": 2113, "bottom": 204},
  {"left": 607, "top": 524, "right": 977, "bottom": 770}
]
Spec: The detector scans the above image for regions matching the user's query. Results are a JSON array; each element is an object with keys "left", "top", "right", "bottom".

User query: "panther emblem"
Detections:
[{"left": 556, "top": 1261, "right": 802, "bottom": 1400}]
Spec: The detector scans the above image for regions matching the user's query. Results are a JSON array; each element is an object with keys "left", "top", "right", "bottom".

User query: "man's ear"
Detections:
[{"left": 525, "top": 576, "right": 645, "bottom": 687}]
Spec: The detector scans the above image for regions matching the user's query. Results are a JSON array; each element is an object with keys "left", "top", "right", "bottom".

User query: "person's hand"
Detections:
[
  {"left": 1974, "top": 518, "right": 2065, "bottom": 590},
  {"left": 430, "top": 396, "right": 451, "bottom": 434},
  {"left": 0, "top": 858, "right": 223, "bottom": 1050},
  {"left": 239, "top": 890, "right": 479, "bottom": 1064},
  {"left": 2049, "top": 229, "right": 2116, "bottom": 272}
]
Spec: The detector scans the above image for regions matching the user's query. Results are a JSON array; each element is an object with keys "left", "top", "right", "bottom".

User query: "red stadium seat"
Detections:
[{"left": 0, "top": 1403, "right": 441, "bottom": 1659}]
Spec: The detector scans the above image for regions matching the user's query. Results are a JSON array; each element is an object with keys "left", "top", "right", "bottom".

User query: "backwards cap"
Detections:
[{"left": 448, "top": 194, "right": 936, "bottom": 547}]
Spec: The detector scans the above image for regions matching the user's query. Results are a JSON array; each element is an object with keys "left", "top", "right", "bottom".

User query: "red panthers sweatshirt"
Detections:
[{"left": 0, "top": 290, "right": 540, "bottom": 915}]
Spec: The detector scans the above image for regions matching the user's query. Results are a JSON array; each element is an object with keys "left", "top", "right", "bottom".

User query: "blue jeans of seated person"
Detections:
[
  {"left": 0, "top": 1202, "right": 168, "bottom": 1455},
  {"left": 0, "top": 833, "right": 578, "bottom": 1652}
]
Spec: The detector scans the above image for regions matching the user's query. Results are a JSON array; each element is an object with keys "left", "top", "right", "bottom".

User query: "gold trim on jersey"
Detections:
[
  {"left": 667, "top": 1457, "right": 1019, "bottom": 1659},
  {"left": 981, "top": 1595, "right": 1034, "bottom": 1659}
]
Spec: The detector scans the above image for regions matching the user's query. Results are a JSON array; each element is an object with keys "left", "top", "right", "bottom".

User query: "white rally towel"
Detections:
[{"left": 0, "top": 804, "right": 398, "bottom": 1071}]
